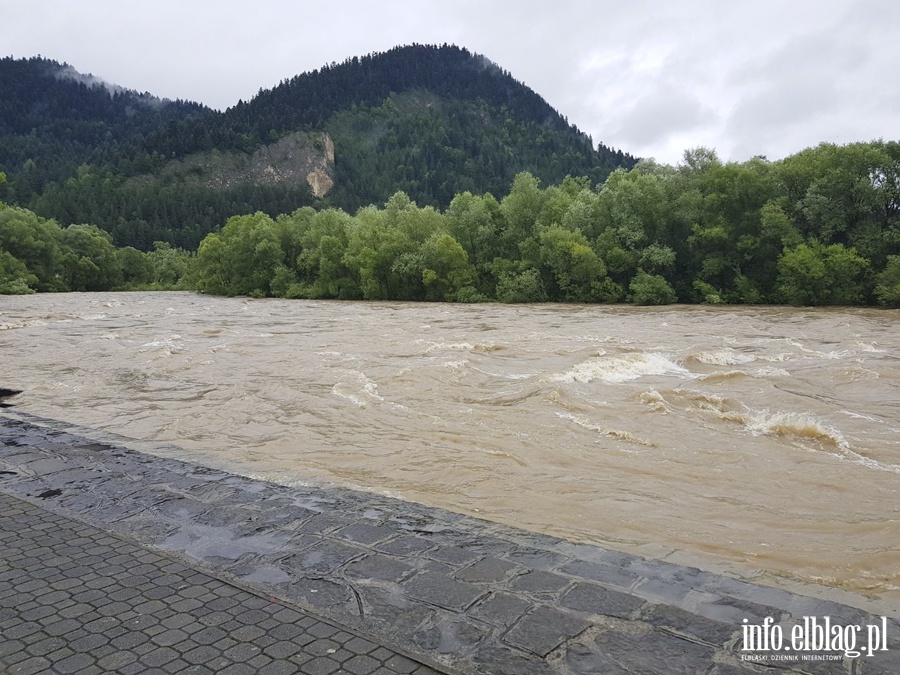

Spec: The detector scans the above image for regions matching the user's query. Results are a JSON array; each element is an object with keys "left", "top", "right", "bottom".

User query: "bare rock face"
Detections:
[
  {"left": 204, "top": 131, "right": 336, "bottom": 197},
  {"left": 306, "top": 169, "right": 334, "bottom": 198},
  {"left": 306, "top": 134, "right": 336, "bottom": 198}
]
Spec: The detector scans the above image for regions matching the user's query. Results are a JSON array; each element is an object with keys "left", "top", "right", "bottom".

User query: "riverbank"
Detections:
[{"left": 2, "top": 413, "right": 897, "bottom": 674}]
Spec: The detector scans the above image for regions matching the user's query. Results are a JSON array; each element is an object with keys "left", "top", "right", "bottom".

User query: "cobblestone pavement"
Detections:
[
  {"left": 0, "top": 492, "right": 448, "bottom": 675},
  {"left": 1, "top": 413, "right": 898, "bottom": 674}
]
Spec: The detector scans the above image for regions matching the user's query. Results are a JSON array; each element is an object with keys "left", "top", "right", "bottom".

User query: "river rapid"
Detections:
[{"left": 2, "top": 292, "right": 898, "bottom": 613}]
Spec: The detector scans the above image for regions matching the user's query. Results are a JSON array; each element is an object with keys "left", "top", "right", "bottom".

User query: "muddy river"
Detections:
[{"left": 2, "top": 292, "right": 897, "bottom": 613}]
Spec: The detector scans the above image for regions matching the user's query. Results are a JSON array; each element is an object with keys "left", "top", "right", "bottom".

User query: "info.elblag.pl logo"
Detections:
[{"left": 741, "top": 616, "right": 891, "bottom": 662}]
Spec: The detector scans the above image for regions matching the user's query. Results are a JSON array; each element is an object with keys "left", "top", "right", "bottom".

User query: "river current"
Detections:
[{"left": 2, "top": 292, "right": 898, "bottom": 613}]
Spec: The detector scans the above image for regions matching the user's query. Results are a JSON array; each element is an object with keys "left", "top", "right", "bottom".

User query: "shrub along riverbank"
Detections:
[{"left": 2, "top": 141, "right": 900, "bottom": 306}]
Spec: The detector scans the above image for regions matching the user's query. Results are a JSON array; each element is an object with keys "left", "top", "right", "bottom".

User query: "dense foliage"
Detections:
[
  {"left": 187, "top": 141, "right": 900, "bottom": 306},
  {"left": 0, "top": 47, "right": 634, "bottom": 249},
  {"left": 0, "top": 193, "right": 194, "bottom": 294},
  {"left": 8, "top": 141, "right": 894, "bottom": 307}
]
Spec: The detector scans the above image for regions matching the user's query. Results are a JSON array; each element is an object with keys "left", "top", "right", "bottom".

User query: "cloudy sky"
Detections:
[{"left": 3, "top": 0, "right": 897, "bottom": 165}]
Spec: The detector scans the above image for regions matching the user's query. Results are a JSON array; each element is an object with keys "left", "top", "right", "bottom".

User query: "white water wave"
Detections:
[
  {"left": 552, "top": 352, "right": 690, "bottom": 384},
  {"left": 332, "top": 369, "right": 384, "bottom": 408},
  {"left": 557, "top": 412, "right": 654, "bottom": 447},
  {"left": 787, "top": 339, "right": 855, "bottom": 360},
  {"left": 686, "top": 348, "right": 757, "bottom": 366}
]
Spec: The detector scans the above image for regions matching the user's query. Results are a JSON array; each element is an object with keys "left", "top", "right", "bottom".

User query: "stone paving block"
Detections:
[
  {"left": 360, "top": 586, "right": 439, "bottom": 635},
  {"left": 586, "top": 624, "right": 719, "bottom": 674},
  {"left": 411, "top": 619, "right": 490, "bottom": 654},
  {"left": 344, "top": 653, "right": 382, "bottom": 674},
  {"left": 6, "top": 655, "right": 53, "bottom": 675},
  {"left": 284, "top": 577, "right": 352, "bottom": 609},
  {"left": 505, "top": 548, "right": 570, "bottom": 571},
  {"left": 559, "top": 559, "right": 642, "bottom": 590},
  {"left": 471, "top": 644, "right": 558, "bottom": 675},
  {"left": 375, "top": 535, "right": 434, "bottom": 557},
  {"left": 454, "top": 556, "right": 519, "bottom": 583},
  {"left": 345, "top": 553, "right": 414, "bottom": 582},
  {"left": 559, "top": 580, "right": 645, "bottom": 619},
  {"left": 383, "top": 653, "right": 424, "bottom": 673},
  {"left": 641, "top": 601, "right": 737, "bottom": 646},
  {"left": 336, "top": 523, "right": 397, "bottom": 545},
  {"left": 470, "top": 592, "right": 532, "bottom": 627},
  {"left": 699, "top": 595, "right": 790, "bottom": 626},
  {"left": 404, "top": 571, "right": 487, "bottom": 611},
  {"left": 281, "top": 539, "right": 364, "bottom": 575},
  {"left": 502, "top": 605, "right": 590, "bottom": 657},
  {"left": 345, "top": 636, "right": 379, "bottom": 655},
  {"left": 293, "top": 513, "right": 350, "bottom": 534},
  {"left": 509, "top": 569, "right": 571, "bottom": 594},
  {"left": 426, "top": 545, "right": 482, "bottom": 567},
  {"left": 564, "top": 641, "right": 631, "bottom": 675}
]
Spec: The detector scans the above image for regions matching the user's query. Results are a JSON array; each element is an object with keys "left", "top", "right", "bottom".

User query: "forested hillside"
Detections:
[
  {"left": 0, "top": 46, "right": 635, "bottom": 249},
  {"left": 0, "top": 56, "right": 210, "bottom": 200}
]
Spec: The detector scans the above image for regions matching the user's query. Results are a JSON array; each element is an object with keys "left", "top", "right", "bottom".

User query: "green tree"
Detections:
[
  {"left": 290, "top": 208, "right": 358, "bottom": 298},
  {"left": 629, "top": 271, "right": 676, "bottom": 305},
  {"left": 147, "top": 242, "right": 193, "bottom": 288},
  {"left": 416, "top": 234, "right": 476, "bottom": 301},
  {"left": 0, "top": 171, "right": 10, "bottom": 203},
  {"left": 195, "top": 233, "right": 230, "bottom": 294},
  {"left": 495, "top": 268, "right": 547, "bottom": 303},
  {"left": 60, "top": 224, "right": 123, "bottom": 291},
  {"left": 538, "top": 225, "right": 611, "bottom": 302},
  {"left": 445, "top": 191, "right": 504, "bottom": 292},
  {"left": 776, "top": 241, "right": 869, "bottom": 305},
  {"left": 0, "top": 205, "right": 66, "bottom": 290},
  {"left": 343, "top": 192, "right": 444, "bottom": 299},
  {"left": 117, "top": 246, "right": 154, "bottom": 287},
  {"left": 874, "top": 256, "right": 900, "bottom": 306},
  {"left": 195, "top": 212, "right": 283, "bottom": 297},
  {"left": 0, "top": 250, "right": 38, "bottom": 294},
  {"left": 499, "top": 173, "right": 544, "bottom": 261}
]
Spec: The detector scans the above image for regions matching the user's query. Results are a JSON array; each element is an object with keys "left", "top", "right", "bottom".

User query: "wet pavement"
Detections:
[
  {"left": 0, "top": 491, "right": 446, "bottom": 675},
  {"left": 1, "top": 413, "right": 897, "bottom": 674}
]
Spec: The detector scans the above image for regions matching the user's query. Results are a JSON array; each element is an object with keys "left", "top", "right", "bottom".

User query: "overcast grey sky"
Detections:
[{"left": 3, "top": 0, "right": 897, "bottom": 165}]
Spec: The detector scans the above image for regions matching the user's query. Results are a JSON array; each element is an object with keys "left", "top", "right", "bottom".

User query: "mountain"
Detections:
[
  {"left": 0, "top": 46, "right": 636, "bottom": 249},
  {"left": 0, "top": 56, "right": 209, "bottom": 200}
]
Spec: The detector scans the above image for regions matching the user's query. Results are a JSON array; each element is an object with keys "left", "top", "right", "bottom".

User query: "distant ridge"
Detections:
[{"left": 0, "top": 45, "right": 636, "bottom": 249}]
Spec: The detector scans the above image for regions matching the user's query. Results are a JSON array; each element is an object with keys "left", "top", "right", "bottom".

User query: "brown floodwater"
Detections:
[{"left": 2, "top": 292, "right": 898, "bottom": 614}]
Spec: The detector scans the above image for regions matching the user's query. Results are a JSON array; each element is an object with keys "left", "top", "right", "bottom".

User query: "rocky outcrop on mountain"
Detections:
[{"left": 203, "top": 131, "right": 335, "bottom": 197}]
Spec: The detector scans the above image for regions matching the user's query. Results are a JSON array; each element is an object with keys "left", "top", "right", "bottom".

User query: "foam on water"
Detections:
[
  {"left": 683, "top": 348, "right": 757, "bottom": 366},
  {"left": 839, "top": 410, "right": 882, "bottom": 423},
  {"left": 553, "top": 352, "right": 690, "bottom": 384},
  {"left": 556, "top": 412, "right": 655, "bottom": 447},
  {"left": 0, "top": 319, "right": 49, "bottom": 330},
  {"left": 423, "top": 340, "right": 504, "bottom": 353},
  {"left": 787, "top": 338, "right": 854, "bottom": 360},
  {"left": 697, "top": 367, "right": 790, "bottom": 383},
  {"left": 331, "top": 369, "right": 384, "bottom": 408},
  {"left": 744, "top": 410, "right": 850, "bottom": 448},
  {"left": 139, "top": 336, "right": 185, "bottom": 356},
  {"left": 854, "top": 341, "right": 886, "bottom": 353}
]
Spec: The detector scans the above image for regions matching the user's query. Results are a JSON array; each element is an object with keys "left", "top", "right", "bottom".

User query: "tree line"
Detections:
[{"left": 3, "top": 141, "right": 900, "bottom": 306}]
